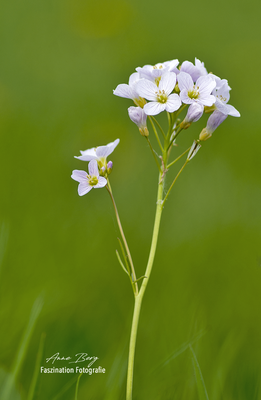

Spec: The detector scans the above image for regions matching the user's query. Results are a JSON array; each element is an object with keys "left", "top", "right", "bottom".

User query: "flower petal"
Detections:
[
  {"left": 78, "top": 183, "right": 93, "bottom": 196},
  {"left": 96, "top": 138, "right": 120, "bottom": 158},
  {"left": 143, "top": 102, "right": 166, "bottom": 116},
  {"left": 165, "top": 94, "right": 181, "bottom": 112},
  {"left": 113, "top": 84, "right": 133, "bottom": 99},
  {"left": 215, "top": 99, "right": 240, "bottom": 117},
  {"left": 94, "top": 177, "right": 107, "bottom": 188},
  {"left": 88, "top": 160, "right": 99, "bottom": 176},
  {"left": 159, "top": 72, "right": 176, "bottom": 95},
  {"left": 178, "top": 72, "right": 194, "bottom": 91},
  {"left": 135, "top": 79, "right": 157, "bottom": 101},
  {"left": 71, "top": 170, "right": 87, "bottom": 183}
]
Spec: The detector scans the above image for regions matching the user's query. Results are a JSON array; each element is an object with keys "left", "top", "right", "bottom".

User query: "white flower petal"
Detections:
[
  {"left": 88, "top": 160, "right": 99, "bottom": 176},
  {"left": 178, "top": 72, "right": 194, "bottom": 91},
  {"left": 179, "top": 90, "right": 193, "bottom": 105},
  {"left": 215, "top": 99, "right": 240, "bottom": 117},
  {"left": 96, "top": 138, "right": 120, "bottom": 158},
  {"left": 165, "top": 94, "right": 181, "bottom": 112},
  {"left": 163, "top": 59, "right": 179, "bottom": 72},
  {"left": 71, "top": 170, "right": 87, "bottom": 183},
  {"left": 135, "top": 79, "right": 158, "bottom": 101},
  {"left": 79, "top": 147, "right": 96, "bottom": 157},
  {"left": 144, "top": 102, "right": 166, "bottom": 116},
  {"left": 129, "top": 72, "right": 140, "bottom": 85},
  {"left": 94, "top": 177, "right": 107, "bottom": 188},
  {"left": 113, "top": 84, "right": 133, "bottom": 99},
  {"left": 159, "top": 72, "right": 176, "bottom": 95},
  {"left": 197, "top": 76, "right": 216, "bottom": 94},
  {"left": 78, "top": 183, "right": 93, "bottom": 196},
  {"left": 199, "top": 94, "right": 216, "bottom": 107}
]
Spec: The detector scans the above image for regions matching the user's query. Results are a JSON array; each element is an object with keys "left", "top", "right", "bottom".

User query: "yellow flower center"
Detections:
[
  {"left": 88, "top": 175, "right": 99, "bottom": 186},
  {"left": 156, "top": 90, "right": 168, "bottom": 103},
  {"left": 188, "top": 85, "right": 200, "bottom": 99}
]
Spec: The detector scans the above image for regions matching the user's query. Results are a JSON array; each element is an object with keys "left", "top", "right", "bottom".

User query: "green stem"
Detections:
[
  {"left": 148, "top": 117, "right": 164, "bottom": 153},
  {"left": 145, "top": 137, "right": 161, "bottom": 172},
  {"left": 126, "top": 173, "right": 164, "bottom": 400},
  {"left": 167, "top": 146, "right": 191, "bottom": 169},
  {"left": 106, "top": 182, "right": 138, "bottom": 295},
  {"left": 162, "top": 160, "right": 189, "bottom": 208},
  {"left": 150, "top": 116, "right": 166, "bottom": 139}
]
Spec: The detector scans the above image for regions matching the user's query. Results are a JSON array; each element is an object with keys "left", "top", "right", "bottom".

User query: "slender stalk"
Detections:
[
  {"left": 106, "top": 182, "right": 138, "bottom": 295},
  {"left": 167, "top": 146, "right": 191, "bottom": 169},
  {"left": 145, "top": 137, "right": 161, "bottom": 172},
  {"left": 126, "top": 173, "right": 164, "bottom": 400},
  {"left": 150, "top": 116, "right": 166, "bottom": 139},
  {"left": 148, "top": 117, "right": 164, "bottom": 152},
  {"left": 162, "top": 160, "right": 189, "bottom": 208}
]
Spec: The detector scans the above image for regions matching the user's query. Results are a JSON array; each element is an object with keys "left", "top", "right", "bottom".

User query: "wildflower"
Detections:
[
  {"left": 199, "top": 110, "right": 228, "bottom": 141},
  {"left": 75, "top": 139, "right": 119, "bottom": 169},
  {"left": 136, "top": 59, "right": 179, "bottom": 86},
  {"left": 128, "top": 106, "right": 149, "bottom": 136},
  {"left": 71, "top": 160, "right": 107, "bottom": 196},
  {"left": 176, "top": 58, "right": 208, "bottom": 82},
  {"left": 210, "top": 76, "right": 240, "bottom": 117},
  {"left": 178, "top": 72, "right": 216, "bottom": 107},
  {"left": 113, "top": 73, "right": 145, "bottom": 107},
  {"left": 135, "top": 72, "right": 181, "bottom": 116}
]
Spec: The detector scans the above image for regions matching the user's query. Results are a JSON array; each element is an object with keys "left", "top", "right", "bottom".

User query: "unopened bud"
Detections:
[
  {"left": 128, "top": 106, "right": 149, "bottom": 137},
  {"left": 100, "top": 166, "right": 106, "bottom": 176},
  {"left": 181, "top": 103, "right": 204, "bottom": 129},
  {"left": 199, "top": 110, "right": 227, "bottom": 141},
  {"left": 107, "top": 161, "right": 113, "bottom": 175}
]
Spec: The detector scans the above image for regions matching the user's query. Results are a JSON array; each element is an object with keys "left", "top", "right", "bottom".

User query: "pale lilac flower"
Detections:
[
  {"left": 71, "top": 160, "right": 107, "bottom": 196},
  {"left": 136, "top": 59, "right": 179, "bottom": 86},
  {"left": 135, "top": 72, "right": 181, "bottom": 116},
  {"left": 178, "top": 72, "right": 216, "bottom": 107},
  {"left": 199, "top": 110, "right": 228, "bottom": 141},
  {"left": 128, "top": 106, "right": 149, "bottom": 136},
  {"left": 113, "top": 73, "right": 145, "bottom": 107},
  {"left": 75, "top": 139, "right": 120, "bottom": 164},
  {"left": 210, "top": 76, "right": 240, "bottom": 117},
  {"left": 181, "top": 103, "right": 204, "bottom": 129},
  {"left": 176, "top": 58, "right": 208, "bottom": 82}
]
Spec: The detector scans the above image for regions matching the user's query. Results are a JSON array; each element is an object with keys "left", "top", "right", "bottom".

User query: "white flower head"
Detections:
[
  {"left": 113, "top": 73, "right": 145, "bottom": 107},
  {"left": 178, "top": 72, "right": 216, "bottom": 107},
  {"left": 71, "top": 160, "right": 107, "bottom": 196},
  {"left": 210, "top": 76, "right": 240, "bottom": 117},
  {"left": 136, "top": 59, "right": 179, "bottom": 86},
  {"left": 135, "top": 72, "right": 182, "bottom": 116},
  {"left": 75, "top": 139, "right": 120, "bottom": 167},
  {"left": 177, "top": 58, "right": 208, "bottom": 82}
]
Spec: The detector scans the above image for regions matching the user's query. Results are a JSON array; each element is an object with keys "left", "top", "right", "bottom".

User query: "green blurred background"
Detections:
[{"left": 0, "top": 0, "right": 260, "bottom": 399}]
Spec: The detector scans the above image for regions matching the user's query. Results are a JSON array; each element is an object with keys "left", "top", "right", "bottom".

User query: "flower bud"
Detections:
[
  {"left": 107, "top": 161, "right": 113, "bottom": 175},
  {"left": 128, "top": 106, "right": 149, "bottom": 137},
  {"left": 181, "top": 103, "right": 204, "bottom": 129},
  {"left": 199, "top": 110, "right": 227, "bottom": 141},
  {"left": 99, "top": 166, "right": 106, "bottom": 176}
]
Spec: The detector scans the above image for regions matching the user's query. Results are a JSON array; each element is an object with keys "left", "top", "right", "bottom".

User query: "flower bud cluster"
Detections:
[{"left": 113, "top": 58, "right": 240, "bottom": 138}]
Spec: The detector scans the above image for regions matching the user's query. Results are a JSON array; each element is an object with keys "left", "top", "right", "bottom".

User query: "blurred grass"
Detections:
[{"left": 0, "top": 0, "right": 261, "bottom": 398}]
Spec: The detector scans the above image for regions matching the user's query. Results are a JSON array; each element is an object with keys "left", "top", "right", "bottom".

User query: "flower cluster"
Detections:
[
  {"left": 113, "top": 58, "right": 240, "bottom": 139},
  {"left": 71, "top": 139, "right": 119, "bottom": 196}
]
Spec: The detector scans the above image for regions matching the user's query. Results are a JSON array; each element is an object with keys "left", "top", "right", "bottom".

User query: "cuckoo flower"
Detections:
[
  {"left": 210, "top": 76, "right": 240, "bottom": 117},
  {"left": 178, "top": 72, "right": 216, "bottom": 107},
  {"left": 136, "top": 59, "right": 179, "bottom": 86},
  {"left": 75, "top": 139, "right": 119, "bottom": 169},
  {"left": 135, "top": 72, "right": 181, "bottom": 116},
  {"left": 113, "top": 73, "right": 145, "bottom": 107},
  {"left": 71, "top": 160, "right": 107, "bottom": 196},
  {"left": 181, "top": 103, "right": 204, "bottom": 129}
]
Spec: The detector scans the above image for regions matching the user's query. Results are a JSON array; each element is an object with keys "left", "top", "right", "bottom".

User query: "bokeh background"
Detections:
[{"left": 0, "top": 0, "right": 260, "bottom": 399}]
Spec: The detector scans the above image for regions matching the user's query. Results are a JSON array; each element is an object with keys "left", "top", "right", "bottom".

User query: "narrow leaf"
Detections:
[
  {"left": 189, "top": 345, "right": 209, "bottom": 400},
  {"left": 116, "top": 250, "right": 129, "bottom": 275}
]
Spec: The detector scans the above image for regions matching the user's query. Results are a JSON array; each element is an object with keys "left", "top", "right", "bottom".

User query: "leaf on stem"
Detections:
[{"left": 116, "top": 250, "right": 129, "bottom": 276}]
